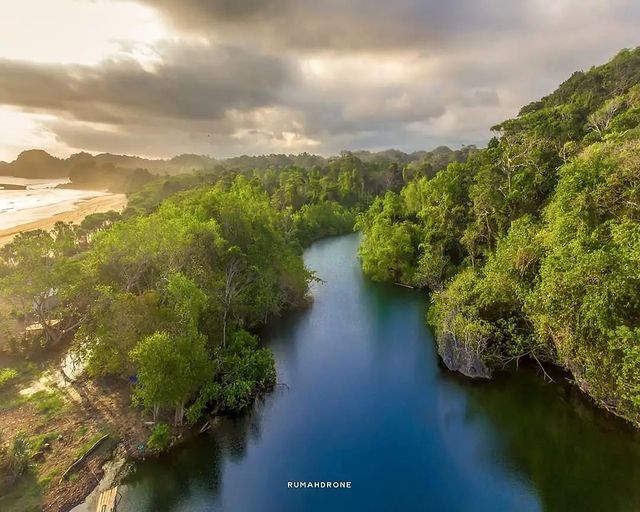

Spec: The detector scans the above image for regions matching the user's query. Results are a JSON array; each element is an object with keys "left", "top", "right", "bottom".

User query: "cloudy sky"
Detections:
[{"left": 0, "top": 0, "right": 638, "bottom": 161}]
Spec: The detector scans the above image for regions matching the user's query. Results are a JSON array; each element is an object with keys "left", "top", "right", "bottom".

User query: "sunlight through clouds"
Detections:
[
  {"left": 0, "top": 0, "right": 169, "bottom": 65},
  {"left": 0, "top": 0, "right": 638, "bottom": 159}
]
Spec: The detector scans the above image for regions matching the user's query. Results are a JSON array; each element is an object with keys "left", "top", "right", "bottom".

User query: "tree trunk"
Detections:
[
  {"left": 222, "top": 309, "right": 227, "bottom": 348},
  {"left": 174, "top": 402, "right": 184, "bottom": 427}
]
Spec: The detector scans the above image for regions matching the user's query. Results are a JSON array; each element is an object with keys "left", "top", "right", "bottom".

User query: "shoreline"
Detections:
[{"left": 0, "top": 194, "right": 127, "bottom": 246}]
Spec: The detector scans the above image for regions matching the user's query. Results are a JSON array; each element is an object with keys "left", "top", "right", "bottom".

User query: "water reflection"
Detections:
[
  {"left": 117, "top": 234, "right": 640, "bottom": 512},
  {"left": 455, "top": 369, "right": 640, "bottom": 511},
  {"left": 123, "top": 410, "right": 265, "bottom": 511}
]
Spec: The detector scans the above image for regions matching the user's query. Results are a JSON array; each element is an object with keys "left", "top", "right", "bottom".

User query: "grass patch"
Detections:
[
  {"left": 28, "top": 431, "right": 59, "bottom": 454},
  {"left": 0, "top": 362, "right": 43, "bottom": 411},
  {"left": 0, "top": 470, "right": 42, "bottom": 512},
  {"left": 38, "top": 466, "right": 62, "bottom": 488},
  {"left": 1, "top": 362, "right": 39, "bottom": 384},
  {"left": 0, "top": 362, "right": 42, "bottom": 412},
  {"left": 0, "top": 368, "right": 18, "bottom": 388},
  {"left": 73, "top": 430, "right": 110, "bottom": 460},
  {"left": 0, "top": 393, "right": 29, "bottom": 411},
  {"left": 29, "top": 390, "right": 66, "bottom": 419}
]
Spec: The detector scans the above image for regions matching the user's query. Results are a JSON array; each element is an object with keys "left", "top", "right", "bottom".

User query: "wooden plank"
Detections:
[{"left": 96, "top": 486, "right": 119, "bottom": 512}]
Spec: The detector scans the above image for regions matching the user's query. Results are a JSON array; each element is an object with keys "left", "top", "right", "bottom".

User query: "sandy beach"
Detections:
[{"left": 0, "top": 194, "right": 127, "bottom": 246}]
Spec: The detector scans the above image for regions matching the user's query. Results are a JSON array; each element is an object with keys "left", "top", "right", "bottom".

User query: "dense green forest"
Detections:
[
  {"left": 357, "top": 47, "right": 640, "bottom": 423},
  {"left": 0, "top": 136, "right": 478, "bottom": 500},
  {"left": 4, "top": 46, "right": 640, "bottom": 500},
  {"left": 0, "top": 145, "right": 476, "bottom": 193},
  {"left": 0, "top": 144, "right": 475, "bottom": 456}
]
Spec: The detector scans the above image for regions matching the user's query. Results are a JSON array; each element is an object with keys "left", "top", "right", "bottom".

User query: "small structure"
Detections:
[
  {"left": 24, "top": 319, "right": 61, "bottom": 336},
  {"left": 96, "top": 486, "right": 121, "bottom": 512}
]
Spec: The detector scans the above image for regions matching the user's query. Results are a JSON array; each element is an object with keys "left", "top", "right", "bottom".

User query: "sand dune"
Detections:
[{"left": 0, "top": 194, "right": 127, "bottom": 246}]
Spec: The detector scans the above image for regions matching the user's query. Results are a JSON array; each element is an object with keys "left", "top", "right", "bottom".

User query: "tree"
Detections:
[
  {"left": 587, "top": 96, "right": 625, "bottom": 136},
  {"left": 218, "top": 248, "right": 254, "bottom": 348},
  {"left": 78, "top": 287, "right": 166, "bottom": 377},
  {"left": 358, "top": 218, "right": 416, "bottom": 282},
  {"left": 130, "top": 330, "right": 211, "bottom": 425},
  {"left": 0, "top": 230, "right": 77, "bottom": 346},
  {"left": 355, "top": 47, "right": 640, "bottom": 424}
]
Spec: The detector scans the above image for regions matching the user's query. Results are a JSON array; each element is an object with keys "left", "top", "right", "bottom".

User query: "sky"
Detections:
[{"left": 0, "top": 0, "right": 638, "bottom": 161}]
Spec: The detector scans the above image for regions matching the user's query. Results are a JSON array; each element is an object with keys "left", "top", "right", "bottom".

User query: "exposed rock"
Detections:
[{"left": 437, "top": 332, "right": 491, "bottom": 379}]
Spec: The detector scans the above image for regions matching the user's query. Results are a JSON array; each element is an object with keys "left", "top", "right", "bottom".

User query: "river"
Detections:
[{"left": 111, "top": 233, "right": 640, "bottom": 511}]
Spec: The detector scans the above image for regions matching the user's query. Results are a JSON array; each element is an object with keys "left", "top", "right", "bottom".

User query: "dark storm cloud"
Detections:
[
  {"left": 0, "top": 43, "right": 297, "bottom": 125},
  {"left": 138, "top": 0, "right": 527, "bottom": 52}
]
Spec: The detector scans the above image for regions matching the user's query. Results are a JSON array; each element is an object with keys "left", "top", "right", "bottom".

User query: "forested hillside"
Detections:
[
  {"left": 357, "top": 47, "right": 640, "bottom": 424},
  {"left": 0, "top": 146, "right": 475, "bottom": 195},
  {"left": 0, "top": 154, "right": 395, "bottom": 501},
  {"left": 2, "top": 146, "right": 466, "bottom": 490}
]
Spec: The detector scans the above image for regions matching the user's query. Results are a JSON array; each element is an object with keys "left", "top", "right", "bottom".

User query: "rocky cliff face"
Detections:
[{"left": 437, "top": 332, "right": 491, "bottom": 379}]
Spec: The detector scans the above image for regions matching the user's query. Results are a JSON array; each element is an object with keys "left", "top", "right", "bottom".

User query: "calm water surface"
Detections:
[{"left": 118, "top": 234, "right": 640, "bottom": 512}]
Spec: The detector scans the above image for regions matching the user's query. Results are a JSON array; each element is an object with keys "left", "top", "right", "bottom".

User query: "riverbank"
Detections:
[
  {"left": 5, "top": 234, "right": 640, "bottom": 511},
  {"left": 0, "top": 342, "right": 278, "bottom": 511},
  {"left": 0, "top": 353, "right": 151, "bottom": 512},
  {"left": 0, "top": 194, "right": 127, "bottom": 246},
  {"left": 109, "top": 234, "right": 640, "bottom": 512}
]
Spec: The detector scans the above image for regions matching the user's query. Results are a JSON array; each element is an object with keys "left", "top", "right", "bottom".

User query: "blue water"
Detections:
[{"left": 119, "top": 234, "right": 640, "bottom": 512}]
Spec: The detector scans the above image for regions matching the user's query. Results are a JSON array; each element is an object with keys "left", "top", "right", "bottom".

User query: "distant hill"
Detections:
[
  {"left": 0, "top": 146, "right": 478, "bottom": 193},
  {"left": 1, "top": 149, "right": 67, "bottom": 179},
  {"left": 0, "top": 150, "right": 216, "bottom": 182}
]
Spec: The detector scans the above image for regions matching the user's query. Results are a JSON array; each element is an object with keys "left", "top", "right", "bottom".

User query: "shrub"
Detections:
[
  {"left": 147, "top": 423, "right": 171, "bottom": 453},
  {"left": 9, "top": 432, "right": 30, "bottom": 477},
  {"left": 0, "top": 368, "right": 18, "bottom": 389}
]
